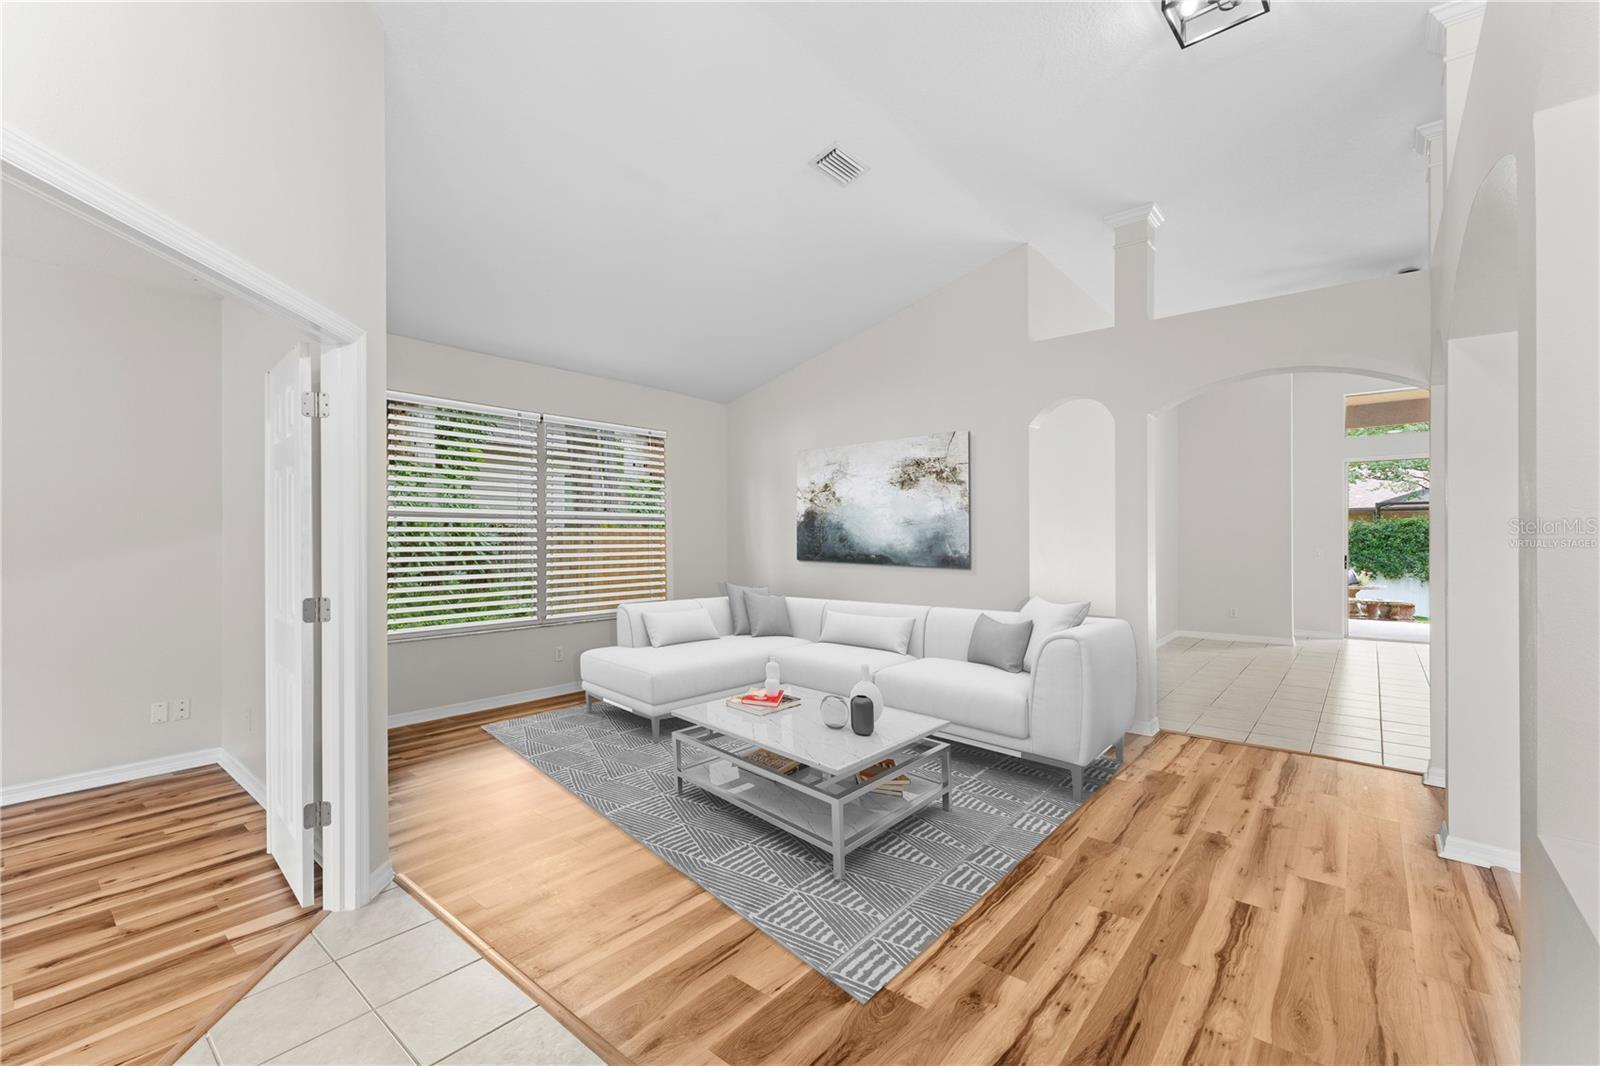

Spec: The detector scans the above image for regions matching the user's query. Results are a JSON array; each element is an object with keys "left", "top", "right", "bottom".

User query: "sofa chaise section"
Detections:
[{"left": 580, "top": 598, "right": 805, "bottom": 736}]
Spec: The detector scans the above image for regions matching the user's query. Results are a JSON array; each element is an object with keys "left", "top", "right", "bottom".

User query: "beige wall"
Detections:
[
  {"left": 5, "top": 0, "right": 389, "bottom": 874},
  {"left": 1, "top": 257, "right": 224, "bottom": 783},
  {"left": 1171, "top": 375, "right": 1294, "bottom": 641},
  {"left": 385, "top": 335, "right": 730, "bottom": 717}
]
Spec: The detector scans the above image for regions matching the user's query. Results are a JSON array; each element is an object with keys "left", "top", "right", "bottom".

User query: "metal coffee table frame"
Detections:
[{"left": 671, "top": 725, "right": 953, "bottom": 879}]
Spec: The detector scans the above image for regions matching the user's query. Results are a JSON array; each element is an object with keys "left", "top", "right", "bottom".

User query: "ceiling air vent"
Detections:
[{"left": 813, "top": 145, "right": 867, "bottom": 186}]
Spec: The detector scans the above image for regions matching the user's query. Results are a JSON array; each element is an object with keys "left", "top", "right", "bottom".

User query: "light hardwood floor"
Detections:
[
  {"left": 0, "top": 766, "right": 320, "bottom": 1066},
  {"left": 390, "top": 695, "right": 1522, "bottom": 1066}
]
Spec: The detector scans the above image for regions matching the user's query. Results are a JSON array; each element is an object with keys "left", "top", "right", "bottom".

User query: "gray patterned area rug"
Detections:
[{"left": 484, "top": 703, "right": 1114, "bottom": 1002}]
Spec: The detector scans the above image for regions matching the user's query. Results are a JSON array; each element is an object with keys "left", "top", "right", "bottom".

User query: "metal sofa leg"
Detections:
[
  {"left": 1070, "top": 765, "right": 1085, "bottom": 803},
  {"left": 1114, "top": 738, "right": 1126, "bottom": 766},
  {"left": 652, "top": 717, "right": 661, "bottom": 740}
]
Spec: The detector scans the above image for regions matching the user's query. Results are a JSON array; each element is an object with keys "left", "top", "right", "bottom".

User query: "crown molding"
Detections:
[
  {"left": 1413, "top": 120, "right": 1446, "bottom": 163},
  {"left": 0, "top": 125, "right": 362, "bottom": 344},
  {"left": 1426, "top": 1, "right": 1486, "bottom": 56},
  {"left": 1103, "top": 202, "right": 1165, "bottom": 232}
]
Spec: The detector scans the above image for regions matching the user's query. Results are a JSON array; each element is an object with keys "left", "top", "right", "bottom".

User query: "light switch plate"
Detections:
[{"left": 150, "top": 701, "right": 169, "bottom": 724}]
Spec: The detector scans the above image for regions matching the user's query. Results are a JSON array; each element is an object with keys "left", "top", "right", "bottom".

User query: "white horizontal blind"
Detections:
[
  {"left": 386, "top": 397, "right": 539, "bottom": 633},
  {"left": 542, "top": 417, "right": 668, "bottom": 619},
  {"left": 387, "top": 395, "right": 668, "bottom": 635}
]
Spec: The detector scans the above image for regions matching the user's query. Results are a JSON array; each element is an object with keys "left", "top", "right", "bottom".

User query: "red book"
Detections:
[{"left": 740, "top": 689, "right": 785, "bottom": 704}]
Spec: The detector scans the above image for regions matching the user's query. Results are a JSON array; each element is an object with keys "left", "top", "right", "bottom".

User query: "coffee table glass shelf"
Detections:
[{"left": 670, "top": 686, "right": 952, "bottom": 878}]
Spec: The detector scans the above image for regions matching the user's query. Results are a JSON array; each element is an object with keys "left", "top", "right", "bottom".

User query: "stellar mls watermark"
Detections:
[{"left": 1509, "top": 516, "right": 1599, "bottom": 549}]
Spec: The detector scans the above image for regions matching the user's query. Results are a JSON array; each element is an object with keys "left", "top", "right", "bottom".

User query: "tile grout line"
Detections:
[
  {"left": 425, "top": 1006, "right": 540, "bottom": 1066},
  {"left": 329, "top": 923, "right": 424, "bottom": 1066}
]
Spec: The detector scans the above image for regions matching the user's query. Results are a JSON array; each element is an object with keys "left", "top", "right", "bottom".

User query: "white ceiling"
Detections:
[{"left": 380, "top": 2, "right": 1441, "bottom": 401}]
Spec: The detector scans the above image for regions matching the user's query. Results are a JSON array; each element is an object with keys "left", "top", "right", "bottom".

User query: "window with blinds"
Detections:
[{"left": 386, "top": 393, "right": 667, "bottom": 636}]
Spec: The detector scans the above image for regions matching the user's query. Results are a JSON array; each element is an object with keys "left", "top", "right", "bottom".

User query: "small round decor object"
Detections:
[
  {"left": 764, "top": 658, "right": 781, "bottom": 696},
  {"left": 847, "top": 665, "right": 883, "bottom": 727},
  {"left": 850, "top": 695, "right": 876, "bottom": 736},
  {"left": 820, "top": 695, "right": 849, "bottom": 730}
]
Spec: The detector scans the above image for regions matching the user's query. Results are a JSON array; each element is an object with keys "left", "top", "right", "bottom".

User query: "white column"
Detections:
[
  {"left": 1414, "top": 121, "right": 1446, "bottom": 251},
  {"left": 1427, "top": 2, "right": 1486, "bottom": 175},
  {"left": 1103, "top": 203, "right": 1163, "bottom": 325}
]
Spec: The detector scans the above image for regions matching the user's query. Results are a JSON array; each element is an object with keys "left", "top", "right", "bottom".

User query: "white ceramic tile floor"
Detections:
[
  {"left": 189, "top": 882, "right": 602, "bottom": 1066},
  {"left": 1157, "top": 636, "right": 1432, "bottom": 772}
]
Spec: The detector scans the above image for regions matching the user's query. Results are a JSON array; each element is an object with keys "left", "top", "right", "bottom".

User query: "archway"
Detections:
[{"left": 1145, "top": 364, "right": 1432, "bottom": 755}]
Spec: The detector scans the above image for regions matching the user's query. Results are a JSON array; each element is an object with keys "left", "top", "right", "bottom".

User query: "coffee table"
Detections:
[{"left": 670, "top": 686, "right": 952, "bottom": 878}]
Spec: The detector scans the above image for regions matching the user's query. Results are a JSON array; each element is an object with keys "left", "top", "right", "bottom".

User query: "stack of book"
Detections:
[
  {"left": 745, "top": 748, "right": 801, "bottom": 776},
  {"left": 856, "top": 758, "right": 911, "bottom": 797},
  {"left": 726, "top": 688, "right": 800, "bottom": 715}
]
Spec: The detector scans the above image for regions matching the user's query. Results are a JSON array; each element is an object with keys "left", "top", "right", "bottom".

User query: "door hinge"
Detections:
[
  {"left": 303, "top": 800, "right": 332, "bottom": 830},
  {"left": 301, "top": 597, "right": 331, "bottom": 623},
  {"left": 301, "top": 391, "right": 330, "bottom": 418}
]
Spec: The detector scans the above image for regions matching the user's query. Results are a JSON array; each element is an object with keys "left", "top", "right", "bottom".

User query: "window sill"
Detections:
[{"left": 387, "top": 613, "right": 616, "bottom": 644}]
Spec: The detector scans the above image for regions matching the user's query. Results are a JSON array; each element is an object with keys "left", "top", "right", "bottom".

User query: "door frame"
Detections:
[{"left": 3, "top": 127, "right": 379, "bottom": 910}]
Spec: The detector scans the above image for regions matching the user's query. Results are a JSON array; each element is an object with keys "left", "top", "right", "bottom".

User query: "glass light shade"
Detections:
[{"left": 1161, "top": 0, "right": 1271, "bottom": 49}]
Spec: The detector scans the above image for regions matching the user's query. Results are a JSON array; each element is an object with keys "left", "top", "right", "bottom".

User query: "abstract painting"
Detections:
[{"left": 796, "top": 431, "right": 970, "bottom": 568}]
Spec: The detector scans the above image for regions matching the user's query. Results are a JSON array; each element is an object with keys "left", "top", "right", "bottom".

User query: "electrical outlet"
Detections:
[
  {"left": 150, "top": 701, "right": 169, "bottom": 724},
  {"left": 1229, "top": 607, "right": 1239, "bottom": 618},
  {"left": 174, "top": 699, "right": 191, "bottom": 721},
  {"left": 554, "top": 645, "right": 565, "bottom": 663}
]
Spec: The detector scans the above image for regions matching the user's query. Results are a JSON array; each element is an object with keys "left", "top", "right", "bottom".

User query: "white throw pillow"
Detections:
[
  {"left": 818, "top": 610, "right": 915, "bottom": 655},
  {"left": 643, "top": 606, "right": 720, "bottom": 648},
  {"left": 1020, "top": 597, "right": 1091, "bottom": 671}
]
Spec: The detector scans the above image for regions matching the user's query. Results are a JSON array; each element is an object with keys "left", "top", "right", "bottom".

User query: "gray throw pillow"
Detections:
[
  {"left": 746, "top": 592, "right": 794, "bottom": 638},
  {"left": 967, "top": 614, "right": 1034, "bottom": 673},
  {"left": 723, "top": 582, "right": 768, "bottom": 635}
]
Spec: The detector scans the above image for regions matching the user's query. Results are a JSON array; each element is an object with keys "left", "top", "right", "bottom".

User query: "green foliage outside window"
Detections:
[{"left": 1348, "top": 516, "right": 1430, "bottom": 582}]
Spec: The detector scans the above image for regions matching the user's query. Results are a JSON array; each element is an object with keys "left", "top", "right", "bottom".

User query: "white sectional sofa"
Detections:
[{"left": 579, "top": 594, "right": 1138, "bottom": 798}]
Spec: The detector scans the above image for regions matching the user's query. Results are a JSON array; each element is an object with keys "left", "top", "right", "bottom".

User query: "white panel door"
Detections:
[{"left": 265, "top": 344, "right": 317, "bottom": 906}]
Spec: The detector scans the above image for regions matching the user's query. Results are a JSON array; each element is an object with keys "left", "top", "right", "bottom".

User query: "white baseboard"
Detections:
[
  {"left": 1129, "top": 717, "right": 1160, "bottom": 736},
  {"left": 1437, "top": 825, "right": 1521, "bottom": 872},
  {"left": 1163, "top": 629, "right": 1296, "bottom": 646},
  {"left": 1294, "top": 629, "right": 1346, "bottom": 640},
  {"left": 1423, "top": 762, "right": 1447, "bottom": 788},
  {"left": 0, "top": 747, "right": 254, "bottom": 807},
  {"left": 368, "top": 860, "right": 396, "bottom": 901},
  {"left": 215, "top": 748, "right": 266, "bottom": 808},
  {"left": 387, "top": 683, "right": 581, "bottom": 729}
]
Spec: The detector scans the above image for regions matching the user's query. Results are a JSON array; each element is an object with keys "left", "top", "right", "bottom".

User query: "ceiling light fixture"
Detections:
[{"left": 1161, "top": 0, "right": 1271, "bottom": 49}]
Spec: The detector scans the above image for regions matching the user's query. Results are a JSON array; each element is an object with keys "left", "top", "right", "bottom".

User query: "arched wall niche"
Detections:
[{"left": 1027, "top": 397, "right": 1115, "bottom": 614}]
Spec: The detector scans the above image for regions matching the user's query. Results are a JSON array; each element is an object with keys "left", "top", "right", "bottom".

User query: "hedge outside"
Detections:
[{"left": 1348, "top": 516, "right": 1429, "bottom": 581}]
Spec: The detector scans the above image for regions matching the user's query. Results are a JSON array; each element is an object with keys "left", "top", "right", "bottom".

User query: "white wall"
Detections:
[
  {"left": 1171, "top": 375, "right": 1294, "bottom": 641},
  {"left": 1427, "top": 5, "right": 1599, "bottom": 1057},
  {"left": 4, "top": 1, "right": 390, "bottom": 874},
  {"left": 1440, "top": 332, "right": 1520, "bottom": 861},
  {"left": 1, "top": 256, "right": 224, "bottom": 783},
  {"left": 385, "top": 335, "right": 730, "bottom": 718},
  {"left": 1151, "top": 410, "right": 1180, "bottom": 641},
  {"left": 1028, "top": 400, "right": 1116, "bottom": 613},
  {"left": 727, "top": 244, "right": 1428, "bottom": 729}
]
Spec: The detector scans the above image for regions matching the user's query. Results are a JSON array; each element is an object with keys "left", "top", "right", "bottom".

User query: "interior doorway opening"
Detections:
[{"left": 1343, "top": 387, "right": 1431, "bottom": 644}]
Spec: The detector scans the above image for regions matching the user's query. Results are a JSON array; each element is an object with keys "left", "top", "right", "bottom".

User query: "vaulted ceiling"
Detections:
[{"left": 379, "top": 2, "right": 1441, "bottom": 401}]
